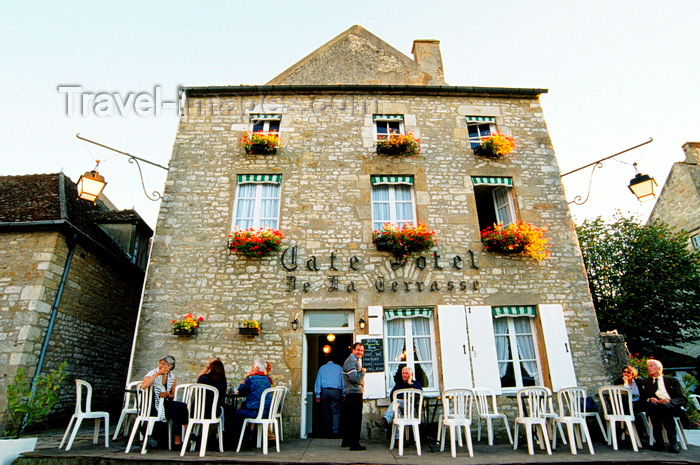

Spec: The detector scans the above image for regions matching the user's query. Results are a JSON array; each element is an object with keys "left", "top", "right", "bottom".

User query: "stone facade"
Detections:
[
  {"left": 131, "top": 27, "right": 609, "bottom": 439},
  {"left": 0, "top": 174, "right": 151, "bottom": 432}
]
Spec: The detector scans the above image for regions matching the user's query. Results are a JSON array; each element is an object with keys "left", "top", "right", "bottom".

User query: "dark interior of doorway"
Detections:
[{"left": 307, "top": 332, "right": 353, "bottom": 438}]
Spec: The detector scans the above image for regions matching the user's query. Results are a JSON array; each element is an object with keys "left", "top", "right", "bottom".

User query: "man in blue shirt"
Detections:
[{"left": 314, "top": 356, "right": 344, "bottom": 438}]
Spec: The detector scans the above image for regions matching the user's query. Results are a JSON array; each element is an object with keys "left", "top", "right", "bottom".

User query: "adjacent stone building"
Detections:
[
  {"left": 0, "top": 173, "right": 152, "bottom": 431},
  {"left": 130, "top": 25, "right": 609, "bottom": 439}
]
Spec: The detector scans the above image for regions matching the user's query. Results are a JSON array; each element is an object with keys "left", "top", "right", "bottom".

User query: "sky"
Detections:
[{"left": 1, "top": 1, "right": 698, "bottom": 229}]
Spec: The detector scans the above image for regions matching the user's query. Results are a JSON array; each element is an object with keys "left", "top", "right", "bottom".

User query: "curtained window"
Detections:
[
  {"left": 232, "top": 175, "right": 281, "bottom": 230},
  {"left": 371, "top": 176, "right": 415, "bottom": 231},
  {"left": 493, "top": 315, "right": 540, "bottom": 389}
]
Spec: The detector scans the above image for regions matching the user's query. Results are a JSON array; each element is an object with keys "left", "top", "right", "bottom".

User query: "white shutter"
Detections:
[
  {"left": 358, "top": 334, "right": 386, "bottom": 399},
  {"left": 437, "top": 305, "right": 472, "bottom": 390},
  {"left": 467, "top": 306, "right": 502, "bottom": 394},
  {"left": 539, "top": 304, "right": 577, "bottom": 391},
  {"left": 367, "top": 305, "right": 383, "bottom": 336}
]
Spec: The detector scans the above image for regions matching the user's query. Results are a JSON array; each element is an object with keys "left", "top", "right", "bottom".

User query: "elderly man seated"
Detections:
[{"left": 643, "top": 359, "right": 687, "bottom": 453}]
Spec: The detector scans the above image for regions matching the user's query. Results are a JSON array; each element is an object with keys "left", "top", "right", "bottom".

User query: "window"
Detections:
[
  {"left": 249, "top": 114, "right": 281, "bottom": 135},
  {"left": 492, "top": 307, "right": 541, "bottom": 390},
  {"left": 472, "top": 176, "right": 515, "bottom": 230},
  {"left": 384, "top": 308, "right": 439, "bottom": 393},
  {"left": 467, "top": 116, "right": 496, "bottom": 148},
  {"left": 232, "top": 175, "right": 281, "bottom": 230},
  {"left": 692, "top": 234, "right": 700, "bottom": 251},
  {"left": 374, "top": 114, "right": 404, "bottom": 140},
  {"left": 371, "top": 176, "right": 416, "bottom": 230}
]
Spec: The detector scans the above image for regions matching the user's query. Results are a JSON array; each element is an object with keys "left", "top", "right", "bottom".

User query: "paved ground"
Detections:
[{"left": 13, "top": 427, "right": 700, "bottom": 465}]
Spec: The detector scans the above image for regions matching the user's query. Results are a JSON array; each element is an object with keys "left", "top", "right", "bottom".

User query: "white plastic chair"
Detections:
[
  {"left": 473, "top": 387, "right": 513, "bottom": 445},
  {"left": 513, "top": 387, "right": 552, "bottom": 455},
  {"left": 125, "top": 385, "right": 171, "bottom": 454},
  {"left": 597, "top": 385, "right": 640, "bottom": 451},
  {"left": 274, "top": 385, "right": 288, "bottom": 441},
  {"left": 174, "top": 383, "right": 192, "bottom": 402},
  {"left": 389, "top": 388, "right": 423, "bottom": 456},
  {"left": 440, "top": 389, "right": 474, "bottom": 457},
  {"left": 59, "top": 379, "right": 110, "bottom": 451},
  {"left": 113, "top": 381, "right": 141, "bottom": 440},
  {"left": 582, "top": 408, "right": 608, "bottom": 442},
  {"left": 180, "top": 384, "right": 224, "bottom": 457},
  {"left": 647, "top": 415, "right": 689, "bottom": 450},
  {"left": 236, "top": 386, "right": 284, "bottom": 455},
  {"left": 541, "top": 386, "right": 567, "bottom": 445},
  {"left": 690, "top": 394, "right": 700, "bottom": 410},
  {"left": 552, "top": 387, "right": 595, "bottom": 455}
]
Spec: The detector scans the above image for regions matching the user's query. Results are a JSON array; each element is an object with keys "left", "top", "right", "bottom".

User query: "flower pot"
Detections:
[
  {"left": 0, "top": 437, "right": 38, "bottom": 465},
  {"left": 376, "top": 144, "right": 403, "bottom": 156},
  {"left": 239, "top": 327, "right": 261, "bottom": 336},
  {"left": 374, "top": 238, "right": 391, "bottom": 252},
  {"left": 173, "top": 328, "right": 197, "bottom": 336},
  {"left": 245, "top": 143, "right": 277, "bottom": 155},
  {"left": 473, "top": 145, "right": 499, "bottom": 158},
  {"left": 485, "top": 242, "right": 525, "bottom": 254}
]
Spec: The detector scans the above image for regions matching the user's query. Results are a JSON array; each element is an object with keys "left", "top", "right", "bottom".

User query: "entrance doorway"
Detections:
[
  {"left": 300, "top": 310, "right": 355, "bottom": 439},
  {"left": 305, "top": 332, "right": 353, "bottom": 438}
]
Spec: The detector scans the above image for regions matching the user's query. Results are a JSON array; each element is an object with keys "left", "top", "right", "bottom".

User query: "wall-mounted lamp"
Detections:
[
  {"left": 628, "top": 163, "right": 658, "bottom": 202},
  {"left": 76, "top": 133, "right": 170, "bottom": 202},
  {"left": 322, "top": 344, "right": 332, "bottom": 354},
  {"left": 326, "top": 333, "right": 336, "bottom": 342},
  {"left": 76, "top": 164, "right": 107, "bottom": 204},
  {"left": 291, "top": 318, "right": 299, "bottom": 331},
  {"left": 358, "top": 317, "right": 366, "bottom": 330},
  {"left": 561, "top": 137, "right": 655, "bottom": 206}
]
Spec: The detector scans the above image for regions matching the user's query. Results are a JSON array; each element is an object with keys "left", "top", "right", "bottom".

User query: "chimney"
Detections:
[
  {"left": 681, "top": 142, "right": 700, "bottom": 164},
  {"left": 412, "top": 40, "right": 446, "bottom": 85}
]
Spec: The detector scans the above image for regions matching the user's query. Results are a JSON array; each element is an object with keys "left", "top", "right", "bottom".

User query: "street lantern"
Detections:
[
  {"left": 628, "top": 165, "right": 658, "bottom": 202},
  {"left": 76, "top": 169, "right": 107, "bottom": 204}
]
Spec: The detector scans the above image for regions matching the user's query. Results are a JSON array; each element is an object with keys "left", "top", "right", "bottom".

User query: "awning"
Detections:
[
  {"left": 249, "top": 114, "right": 282, "bottom": 120},
  {"left": 492, "top": 306, "right": 537, "bottom": 318},
  {"left": 385, "top": 308, "right": 432, "bottom": 320},
  {"left": 237, "top": 174, "right": 282, "bottom": 184},
  {"left": 466, "top": 116, "right": 496, "bottom": 123},
  {"left": 471, "top": 176, "right": 513, "bottom": 187},
  {"left": 371, "top": 176, "right": 414, "bottom": 185},
  {"left": 373, "top": 114, "right": 404, "bottom": 121}
]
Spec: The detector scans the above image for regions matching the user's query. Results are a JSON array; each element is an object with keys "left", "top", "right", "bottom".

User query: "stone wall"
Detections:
[
  {"left": 131, "top": 90, "right": 610, "bottom": 438},
  {"left": 0, "top": 230, "right": 143, "bottom": 432}
]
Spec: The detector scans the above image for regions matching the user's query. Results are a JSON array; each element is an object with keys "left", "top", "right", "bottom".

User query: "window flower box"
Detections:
[
  {"left": 227, "top": 228, "right": 283, "bottom": 258},
  {"left": 240, "top": 131, "right": 279, "bottom": 154},
  {"left": 375, "top": 131, "right": 421, "bottom": 156},
  {"left": 172, "top": 313, "right": 204, "bottom": 336},
  {"left": 474, "top": 132, "right": 516, "bottom": 158},
  {"left": 372, "top": 221, "right": 436, "bottom": 262},
  {"left": 239, "top": 320, "right": 262, "bottom": 337},
  {"left": 480, "top": 221, "right": 550, "bottom": 261}
]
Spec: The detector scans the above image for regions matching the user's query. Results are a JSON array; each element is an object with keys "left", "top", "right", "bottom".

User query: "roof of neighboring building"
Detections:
[{"left": 0, "top": 172, "right": 152, "bottom": 263}]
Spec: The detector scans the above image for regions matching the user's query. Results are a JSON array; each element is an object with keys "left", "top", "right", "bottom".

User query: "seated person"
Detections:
[
  {"left": 141, "top": 355, "right": 189, "bottom": 446},
  {"left": 643, "top": 359, "right": 687, "bottom": 453},
  {"left": 613, "top": 365, "right": 648, "bottom": 443},
  {"left": 374, "top": 366, "right": 422, "bottom": 431},
  {"left": 231, "top": 357, "right": 272, "bottom": 441},
  {"left": 197, "top": 358, "right": 227, "bottom": 418}
]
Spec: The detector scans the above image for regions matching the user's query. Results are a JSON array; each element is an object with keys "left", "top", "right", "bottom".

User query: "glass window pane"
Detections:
[{"left": 307, "top": 313, "right": 350, "bottom": 328}]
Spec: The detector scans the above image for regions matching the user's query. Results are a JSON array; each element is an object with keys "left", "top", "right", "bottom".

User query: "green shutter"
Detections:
[
  {"left": 492, "top": 306, "right": 536, "bottom": 318},
  {"left": 249, "top": 114, "right": 282, "bottom": 121},
  {"left": 471, "top": 176, "right": 513, "bottom": 187},
  {"left": 373, "top": 114, "right": 404, "bottom": 121},
  {"left": 466, "top": 116, "right": 496, "bottom": 123},
  {"left": 385, "top": 308, "right": 432, "bottom": 320},
  {"left": 371, "top": 176, "right": 414, "bottom": 185},
  {"left": 237, "top": 174, "right": 282, "bottom": 184}
]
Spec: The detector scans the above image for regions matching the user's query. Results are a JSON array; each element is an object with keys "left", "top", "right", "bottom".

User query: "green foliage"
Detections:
[
  {"left": 576, "top": 213, "right": 700, "bottom": 352},
  {"left": 4, "top": 362, "right": 69, "bottom": 438},
  {"left": 627, "top": 353, "right": 651, "bottom": 378},
  {"left": 682, "top": 374, "right": 700, "bottom": 429}
]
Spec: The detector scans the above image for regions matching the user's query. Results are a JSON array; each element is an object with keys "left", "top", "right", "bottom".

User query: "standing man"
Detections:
[
  {"left": 341, "top": 342, "right": 366, "bottom": 450},
  {"left": 643, "top": 359, "right": 687, "bottom": 453},
  {"left": 314, "top": 356, "right": 344, "bottom": 438}
]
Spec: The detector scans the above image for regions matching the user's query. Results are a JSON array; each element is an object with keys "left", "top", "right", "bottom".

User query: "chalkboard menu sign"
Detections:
[{"left": 361, "top": 338, "right": 384, "bottom": 373}]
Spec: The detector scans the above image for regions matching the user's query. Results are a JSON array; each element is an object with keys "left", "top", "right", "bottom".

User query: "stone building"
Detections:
[
  {"left": 0, "top": 173, "right": 152, "bottom": 431},
  {"left": 648, "top": 142, "right": 700, "bottom": 362},
  {"left": 130, "top": 25, "right": 609, "bottom": 439}
]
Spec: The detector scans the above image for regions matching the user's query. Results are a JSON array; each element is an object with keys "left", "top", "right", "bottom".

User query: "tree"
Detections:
[{"left": 576, "top": 214, "right": 700, "bottom": 353}]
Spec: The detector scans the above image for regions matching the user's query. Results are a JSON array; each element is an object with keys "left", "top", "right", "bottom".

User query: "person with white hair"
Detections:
[
  {"left": 643, "top": 359, "right": 687, "bottom": 453},
  {"left": 141, "top": 355, "right": 189, "bottom": 447},
  {"left": 231, "top": 357, "right": 272, "bottom": 445},
  {"left": 374, "top": 366, "right": 423, "bottom": 432}
]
